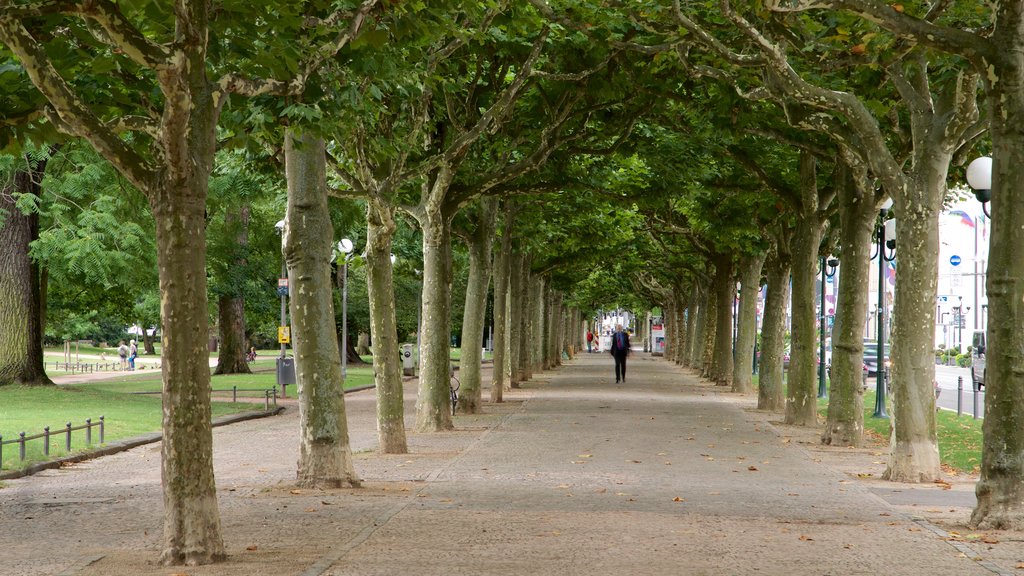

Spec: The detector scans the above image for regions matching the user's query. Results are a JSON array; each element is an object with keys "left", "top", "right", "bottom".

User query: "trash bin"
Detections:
[
  {"left": 276, "top": 357, "right": 295, "bottom": 388},
  {"left": 401, "top": 344, "right": 415, "bottom": 376}
]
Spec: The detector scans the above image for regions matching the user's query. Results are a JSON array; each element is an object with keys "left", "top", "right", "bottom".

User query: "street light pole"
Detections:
[
  {"left": 819, "top": 257, "right": 839, "bottom": 398},
  {"left": 873, "top": 200, "right": 896, "bottom": 419},
  {"left": 337, "top": 239, "right": 354, "bottom": 381}
]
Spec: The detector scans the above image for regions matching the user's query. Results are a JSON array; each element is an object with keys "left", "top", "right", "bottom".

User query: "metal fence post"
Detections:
[
  {"left": 86, "top": 418, "right": 92, "bottom": 445},
  {"left": 65, "top": 422, "right": 72, "bottom": 451},
  {"left": 272, "top": 387, "right": 278, "bottom": 406},
  {"left": 100, "top": 416, "right": 105, "bottom": 444},
  {"left": 19, "top": 432, "right": 26, "bottom": 461},
  {"left": 957, "top": 376, "right": 963, "bottom": 416},
  {"left": 232, "top": 385, "right": 237, "bottom": 403},
  {"left": 973, "top": 388, "right": 980, "bottom": 420},
  {"left": 44, "top": 426, "right": 50, "bottom": 456}
]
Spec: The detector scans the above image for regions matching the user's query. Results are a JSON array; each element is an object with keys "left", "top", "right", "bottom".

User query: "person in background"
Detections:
[
  {"left": 586, "top": 330, "right": 594, "bottom": 353},
  {"left": 609, "top": 324, "right": 632, "bottom": 383},
  {"left": 128, "top": 339, "right": 138, "bottom": 370},
  {"left": 117, "top": 340, "right": 129, "bottom": 371}
]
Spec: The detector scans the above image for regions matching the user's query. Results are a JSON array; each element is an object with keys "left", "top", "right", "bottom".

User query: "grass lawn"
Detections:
[
  {"left": 816, "top": 395, "right": 983, "bottom": 474},
  {"left": 0, "top": 385, "right": 262, "bottom": 472}
]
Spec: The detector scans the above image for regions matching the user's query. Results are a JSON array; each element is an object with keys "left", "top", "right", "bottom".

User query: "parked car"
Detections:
[
  {"left": 862, "top": 341, "right": 890, "bottom": 376},
  {"left": 971, "top": 330, "right": 986, "bottom": 390}
]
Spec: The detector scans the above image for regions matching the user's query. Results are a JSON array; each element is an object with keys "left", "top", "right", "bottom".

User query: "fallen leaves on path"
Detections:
[
  {"left": 799, "top": 535, "right": 814, "bottom": 541},
  {"left": 747, "top": 466, "right": 758, "bottom": 471}
]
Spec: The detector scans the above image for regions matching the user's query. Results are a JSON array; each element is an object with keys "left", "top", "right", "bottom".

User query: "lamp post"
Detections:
[
  {"left": 819, "top": 256, "right": 839, "bottom": 398},
  {"left": 872, "top": 199, "right": 896, "bottom": 418},
  {"left": 275, "top": 220, "right": 287, "bottom": 361},
  {"left": 335, "top": 238, "right": 354, "bottom": 380}
]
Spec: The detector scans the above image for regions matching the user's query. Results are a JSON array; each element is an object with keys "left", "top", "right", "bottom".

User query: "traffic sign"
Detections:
[{"left": 950, "top": 255, "right": 962, "bottom": 266}]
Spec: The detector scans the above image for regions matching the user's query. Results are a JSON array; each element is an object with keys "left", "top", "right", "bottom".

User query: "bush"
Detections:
[{"left": 956, "top": 353, "right": 971, "bottom": 368}]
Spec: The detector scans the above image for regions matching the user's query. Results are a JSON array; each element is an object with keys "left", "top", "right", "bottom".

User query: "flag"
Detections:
[
  {"left": 948, "top": 209, "right": 975, "bottom": 228},
  {"left": 886, "top": 260, "right": 896, "bottom": 286}
]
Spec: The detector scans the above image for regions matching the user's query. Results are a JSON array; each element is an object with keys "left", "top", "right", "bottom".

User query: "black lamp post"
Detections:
[
  {"left": 819, "top": 256, "right": 839, "bottom": 398},
  {"left": 872, "top": 199, "right": 896, "bottom": 419}
]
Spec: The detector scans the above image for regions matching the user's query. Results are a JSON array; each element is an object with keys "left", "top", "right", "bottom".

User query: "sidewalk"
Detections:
[{"left": 1, "top": 352, "right": 1015, "bottom": 575}]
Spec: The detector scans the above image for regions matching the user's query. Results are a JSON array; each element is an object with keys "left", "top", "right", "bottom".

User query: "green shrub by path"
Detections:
[
  {"left": 0, "top": 385, "right": 262, "bottom": 472},
  {"left": 816, "top": 397, "right": 983, "bottom": 474}
]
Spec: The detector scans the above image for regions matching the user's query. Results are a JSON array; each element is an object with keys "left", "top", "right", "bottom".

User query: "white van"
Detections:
[{"left": 971, "top": 330, "right": 986, "bottom": 390}]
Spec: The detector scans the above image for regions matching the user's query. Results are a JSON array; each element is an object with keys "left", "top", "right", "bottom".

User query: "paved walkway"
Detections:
[{"left": 0, "top": 352, "right": 1014, "bottom": 575}]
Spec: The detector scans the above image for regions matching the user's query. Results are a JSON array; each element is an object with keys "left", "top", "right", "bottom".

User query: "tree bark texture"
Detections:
[
  {"left": 490, "top": 217, "right": 513, "bottom": 403},
  {"left": 457, "top": 198, "right": 497, "bottom": 414},
  {"left": 214, "top": 205, "right": 251, "bottom": 375},
  {"left": 365, "top": 196, "right": 408, "bottom": 454},
  {"left": 711, "top": 255, "right": 735, "bottom": 386},
  {"left": 686, "top": 291, "right": 702, "bottom": 368},
  {"left": 822, "top": 164, "right": 874, "bottom": 447},
  {"left": 507, "top": 251, "right": 524, "bottom": 387},
  {"left": 700, "top": 288, "right": 717, "bottom": 379},
  {"left": 532, "top": 277, "right": 546, "bottom": 373},
  {"left": 284, "top": 130, "right": 360, "bottom": 488},
  {"left": 515, "top": 253, "right": 531, "bottom": 384},
  {"left": 786, "top": 155, "right": 827, "bottom": 426},
  {"left": 973, "top": 15, "right": 1024, "bottom": 526},
  {"left": 733, "top": 253, "right": 766, "bottom": 393},
  {"left": 414, "top": 175, "right": 456, "bottom": 432},
  {"left": 759, "top": 249, "right": 791, "bottom": 412},
  {"left": 0, "top": 159, "right": 52, "bottom": 387}
]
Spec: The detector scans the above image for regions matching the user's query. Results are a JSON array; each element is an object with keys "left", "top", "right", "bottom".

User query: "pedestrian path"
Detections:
[{"left": 0, "top": 352, "right": 1011, "bottom": 575}]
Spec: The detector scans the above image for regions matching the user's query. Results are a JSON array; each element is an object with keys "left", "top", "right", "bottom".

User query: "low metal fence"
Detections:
[
  {"left": 130, "top": 386, "right": 278, "bottom": 410},
  {"left": 1, "top": 417, "right": 105, "bottom": 465}
]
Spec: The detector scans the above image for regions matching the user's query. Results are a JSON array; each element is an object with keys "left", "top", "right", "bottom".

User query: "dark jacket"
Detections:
[{"left": 609, "top": 330, "right": 631, "bottom": 355}]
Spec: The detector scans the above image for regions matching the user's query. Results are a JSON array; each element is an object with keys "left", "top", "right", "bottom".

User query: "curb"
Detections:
[{"left": 0, "top": 406, "right": 286, "bottom": 482}]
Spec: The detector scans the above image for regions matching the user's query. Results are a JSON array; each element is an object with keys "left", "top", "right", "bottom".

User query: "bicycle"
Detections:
[{"left": 450, "top": 374, "right": 460, "bottom": 416}]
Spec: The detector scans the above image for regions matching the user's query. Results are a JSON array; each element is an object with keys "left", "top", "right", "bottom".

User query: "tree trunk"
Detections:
[
  {"left": 711, "top": 255, "right": 735, "bottom": 386},
  {"left": 365, "top": 196, "right": 408, "bottom": 454},
  {"left": 152, "top": 157, "right": 224, "bottom": 565},
  {"left": 513, "top": 252, "right": 530, "bottom": 385},
  {"left": 532, "top": 276, "right": 546, "bottom": 373},
  {"left": 214, "top": 205, "right": 251, "bottom": 375},
  {"left": 883, "top": 171, "right": 943, "bottom": 482},
  {"left": 284, "top": 130, "right": 360, "bottom": 488},
  {"left": 700, "top": 288, "right": 717, "bottom": 378},
  {"left": 786, "top": 155, "right": 827, "bottom": 427},
  {"left": 213, "top": 294, "right": 250, "bottom": 375},
  {"left": 357, "top": 332, "right": 371, "bottom": 356},
  {"left": 974, "top": 38, "right": 1024, "bottom": 525},
  {"left": 733, "top": 253, "right": 766, "bottom": 393},
  {"left": 490, "top": 212, "right": 513, "bottom": 403},
  {"left": 687, "top": 289, "right": 702, "bottom": 368},
  {"left": 457, "top": 198, "right": 497, "bottom": 414},
  {"left": 0, "top": 158, "right": 53, "bottom": 387},
  {"left": 759, "top": 248, "right": 791, "bottom": 412},
  {"left": 822, "top": 164, "right": 874, "bottom": 447},
  {"left": 414, "top": 178, "right": 456, "bottom": 432}
]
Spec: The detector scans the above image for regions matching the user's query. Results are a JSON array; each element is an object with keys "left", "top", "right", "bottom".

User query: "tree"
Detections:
[
  {"left": 0, "top": 0, "right": 376, "bottom": 564},
  {"left": 0, "top": 148, "right": 51, "bottom": 386},
  {"left": 765, "top": 0, "right": 1024, "bottom": 531}
]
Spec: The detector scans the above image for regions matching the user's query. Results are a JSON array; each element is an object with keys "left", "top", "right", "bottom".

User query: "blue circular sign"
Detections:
[{"left": 950, "top": 255, "right": 962, "bottom": 267}]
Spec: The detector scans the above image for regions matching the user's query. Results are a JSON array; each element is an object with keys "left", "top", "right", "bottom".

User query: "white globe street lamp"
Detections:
[{"left": 966, "top": 156, "right": 993, "bottom": 217}]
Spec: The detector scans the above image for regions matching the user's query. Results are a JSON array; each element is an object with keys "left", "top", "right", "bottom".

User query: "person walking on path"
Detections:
[
  {"left": 586, "top": 330, "right": 594, "bottom": 353},
  {"left": 609, "top": 324, "right": 631, "bottom": 382}
]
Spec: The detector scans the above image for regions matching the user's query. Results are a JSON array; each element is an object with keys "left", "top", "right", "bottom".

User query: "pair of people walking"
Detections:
[{"left": 608, "top": 324, "right": 631, "bottom": 383}]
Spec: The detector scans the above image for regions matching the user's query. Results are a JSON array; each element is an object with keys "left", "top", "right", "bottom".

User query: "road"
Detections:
[
  {"left": 934, "top": 364, "right": 985, "bottom": 418},
  {"left": 859, "top": 364, "right": 984, "bottom": 418}
]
